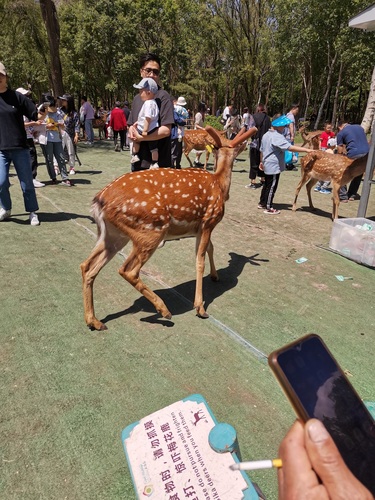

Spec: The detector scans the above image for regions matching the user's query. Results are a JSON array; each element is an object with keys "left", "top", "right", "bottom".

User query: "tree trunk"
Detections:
[
  {"left": 332, "top": 59, "right": 343, "bottom": 127},
  {"left": 39, "top": 0, "right": 64, "bottom": 97},
  {"left": 314, "top": 51, "right": 338, "bottom": 130},
  {"left": 361, "top": 66, "right": 375, "bottom": 134}
]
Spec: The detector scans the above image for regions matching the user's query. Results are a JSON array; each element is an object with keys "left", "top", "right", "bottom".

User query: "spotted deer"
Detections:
[
  {"left": 292, "top": 151, "right": 368, "bottom": 219},
  {"left": 298, "top": 125, "right": 322, "bottom": 150},
  {"left": 183, "top": 128, "right": 247, "bottom": 170},
  {"left": 93, "top": 112, "right": 109, "bottom": 140},
  {"left": 81, "top": 125, "right": 257, "bottom": 330}
]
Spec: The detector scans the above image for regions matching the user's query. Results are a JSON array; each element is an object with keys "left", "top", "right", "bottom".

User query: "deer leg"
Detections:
[
  {"left": 331, "top": 184, "right": 340, "bottom": 220},
  {"left": 194, "top": 230, "right": 212, "bottom": 318},
  {"left": 305, "top": 178, "right": 317, "bottom": 211},
  {"left": 207, "top": 239, "right": 219, "bottom": 282},
  {"left": 184, "top": 147, "right": 194, "bottom": 168},
  {"left": 292, "top": 173, "right": 310, "bottom": 212},
  {"left": 81, "top": 230, "right": 129, "bottom": 331},
  {"left": 118, "top": 243, "right": 172, "bottom": 319}
]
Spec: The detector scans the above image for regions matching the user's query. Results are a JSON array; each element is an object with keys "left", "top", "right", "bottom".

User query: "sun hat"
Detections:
[
  {"left": 272, "top": 115, "right": 292, "bottom": 127},
  {"left": 133, "top": 77, "right": 158, "bottom": 94},
  {"left": 177, "top": 96, "right": 187, "bottom": 106},
  {"left": 16, "top": 87, "right": 31, "bottom": 95},
  {"left": 0, "top": 62, "right": 7, "bottom": 76},
  {"left": 327, "top": 137, "right": 337, "bottom": 147},
  {"left": 58, "top": 94, "right": 71, "bottom": 100}
]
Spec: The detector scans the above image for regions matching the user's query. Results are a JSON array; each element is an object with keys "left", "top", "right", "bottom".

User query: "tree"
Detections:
[{"left": 39, "top": 0, "right": 64, "bottom": 96}]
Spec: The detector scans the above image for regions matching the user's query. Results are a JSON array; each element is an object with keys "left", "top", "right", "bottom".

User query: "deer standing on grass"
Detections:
[
  {"left": 183, "top": 129, "right": 226, "bottom": 169},
  {"left": 298, "top": 125, "right": 322, "bottom": 150},
  {"left": 292, "top": 151, "right": 368, "bottom": 219},
  {"left": 184, "top": 129, "right": 247, "bottom": 171},
  {"left": 81, "top": 126, "right": 257, "bottom": 331}
]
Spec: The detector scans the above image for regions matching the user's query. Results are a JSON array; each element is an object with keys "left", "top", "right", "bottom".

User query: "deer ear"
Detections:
[
  {"left": 229, "top": 127, "right": 257, "bottom": 148},
  {"left": 205, "top": 126, "right": 223, "bottom": 148}
]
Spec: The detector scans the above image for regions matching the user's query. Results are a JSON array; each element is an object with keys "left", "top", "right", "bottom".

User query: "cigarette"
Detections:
[{"left": 230, "top": 459, "right": 282, "bottom": 471}]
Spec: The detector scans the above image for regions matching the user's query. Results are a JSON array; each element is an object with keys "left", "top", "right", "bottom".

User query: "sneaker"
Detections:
[
  {"left": 348, "top": 196, "right": 355, "bottom": 201},
  {"left": 115, "top": 145, "right": 120, "bottom": 152},
  {"left": 341, "top": 199, "right": 349, "bottom": 203},
  {"left": 61, "top": 179, "right": 74, "bottom": 187},
  {"left": 314, "top": 186, "right": 321, "bottom": 192},
  {"left": 257, "top": 204, "right": 266, "bottom": 209},
  {"left": 51, "top": 178, "right": 58, "bottom": 185},
  {"left": 0, "top": 207, "right": 11, "bottom": 221},
  {"left": 29, "top": 212, "right": 40, "bottom": 226},
  {"left": 33, "top": 178, "right": 45, "bottom": 188},
  {"left": 320, "top": 188, "right": 331, "bottom": 194},
  {"left": 150, "top": 163, "right": 159, "bottom": 170},
  {"left": 69, "top": 168, "right": 76, "bottom": 175},
  {"left": 263, "top": 208, "right": 280, "bottom": 215},
  {"left": 130, "top": 154, "right": 140, "bottom": 164}
]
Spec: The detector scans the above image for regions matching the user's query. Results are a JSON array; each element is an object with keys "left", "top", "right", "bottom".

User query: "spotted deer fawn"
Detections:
[
  {"left": 292, "top": 151, "right": 368, "bottom": 219},
  {"left": 81, "top": 125, "right": 257, "bottom": 330}
]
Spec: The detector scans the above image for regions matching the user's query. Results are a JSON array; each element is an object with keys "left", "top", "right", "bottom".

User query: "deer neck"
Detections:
[{"left": 214, "top": 149, "right": 236, "bottom": 199}]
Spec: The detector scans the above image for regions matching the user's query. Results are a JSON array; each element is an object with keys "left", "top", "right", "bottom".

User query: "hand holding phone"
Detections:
[{"left": 269, "top": 334, "right": 375, "bottom": 495}]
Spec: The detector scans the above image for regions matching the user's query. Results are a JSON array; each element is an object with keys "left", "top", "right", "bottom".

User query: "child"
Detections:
[
  {"left": 131, "top": 77, "right": 160, "bottom": 169},
  {"left": 174, "top": 96, "right": 189, "bottom": 141},
  {"left": 258, "top": 115, "right": 313, "bottom": 214},
  {"left": 314, "top": 122, "right": 336, "bottom": 193}
]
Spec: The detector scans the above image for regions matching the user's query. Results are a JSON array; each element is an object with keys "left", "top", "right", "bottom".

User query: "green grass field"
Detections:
[{"left": 1, "top": 137, "right": 374, "bottom": 499}]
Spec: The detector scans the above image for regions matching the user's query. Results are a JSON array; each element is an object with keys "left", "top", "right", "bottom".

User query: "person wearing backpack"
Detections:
[{"left": 245, "top": 104, "right": 271, "bottom": 189}]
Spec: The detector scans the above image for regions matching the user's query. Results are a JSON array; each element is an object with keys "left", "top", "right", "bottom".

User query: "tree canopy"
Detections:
[{"left": 1, "top": 0, "right": 374, "bottom": 125}]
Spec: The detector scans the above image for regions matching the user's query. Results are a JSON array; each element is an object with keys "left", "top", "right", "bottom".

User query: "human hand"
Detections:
[
  {"left": 259, "top": 162, "right": 264, "bottom": 171},
  {"left": 128, "top": 124, "right": 142, "bottom": 142},
  {"left": 278, "top": 419, "right": 373, "bottom": 500}
]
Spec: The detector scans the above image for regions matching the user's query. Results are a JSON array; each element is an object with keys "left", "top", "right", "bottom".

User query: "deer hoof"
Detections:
[
  {"left": 196, "top": 307, "right": 209, "bottom": 319},
  {"left": 210, "top": 274, "right": 219, "bottom": 282},
  {"left": 162, "top": 311, "right": 172, "bottom": 320},
  {"left": 88, "top": 321, "right": 108, "bottom": 331}
]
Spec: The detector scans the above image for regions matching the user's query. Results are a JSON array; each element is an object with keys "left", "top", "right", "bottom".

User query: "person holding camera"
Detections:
[{"left": 0, "top": 62, "right": 40, "bottom": 225}]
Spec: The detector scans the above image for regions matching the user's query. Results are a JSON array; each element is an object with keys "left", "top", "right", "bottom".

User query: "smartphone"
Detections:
[{"left": 269, "top": 334, "right": 375, "bottom": 494}]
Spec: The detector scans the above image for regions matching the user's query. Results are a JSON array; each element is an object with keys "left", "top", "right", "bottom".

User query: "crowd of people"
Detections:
[{"left": 0, "top": 54, "right": 370, "bottom": 223}]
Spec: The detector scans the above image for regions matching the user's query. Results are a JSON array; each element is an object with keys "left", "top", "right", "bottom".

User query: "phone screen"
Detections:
[{"left": 269, "top": 334, "right": 375, "bottom": 494}]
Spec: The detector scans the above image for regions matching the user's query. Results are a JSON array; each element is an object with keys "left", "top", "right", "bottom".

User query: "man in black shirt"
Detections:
[
  {"left": 0, "top": 61, "right": 40, "bottom": 225},
  {"left": 128, "top": 53, "right": 174, "bottom": 171}
]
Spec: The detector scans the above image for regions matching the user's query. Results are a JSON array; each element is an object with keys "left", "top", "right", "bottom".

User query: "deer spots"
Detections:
[
  {"left": 134, "top": 187, "right": 140, "bottom": 194},
  {"left": 144, "top": 189, "right": 150, "bottom": 194},
  {"left": 174, "top": 190, "right": 181, "bottom": 194},
  {"left": 182, "top": 193, "right": 190, "bottom": 198},
  {"left": 141, "top": 201, "right": 147, "bottom": 207}
]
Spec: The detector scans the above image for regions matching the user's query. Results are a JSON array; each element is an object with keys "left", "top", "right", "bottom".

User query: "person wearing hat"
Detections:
[
  {"left": 0, "top": 62, "right": 40, "bottom": 225},
  {"left": 127, "top": 53, "right": 174, "bottom": 170},
  {"left": 171, "top": 96, "right": 189, "bottom": 168},
  {"left": 258, "top": 114, "right": 313, "bottom": 215},
  {"left": 130, "top": 77, "right": 160, "bottom": 169},
  {"left": 16, "top": 87, "right": 45, "bottom": 188}
]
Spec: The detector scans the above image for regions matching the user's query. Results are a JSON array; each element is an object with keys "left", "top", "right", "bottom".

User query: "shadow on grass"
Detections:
[
  {"left": 7, "top": 211, "right": 94, "bottom": 225},
  {"left": 100, "top": 251, "right": 269, "bottom": 328}
]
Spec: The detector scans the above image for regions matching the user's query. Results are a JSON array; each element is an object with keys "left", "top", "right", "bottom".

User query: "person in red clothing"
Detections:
[
  {"left": 319, "top": 122, "right": 335, "bottom": 151},
  {"left": 109, "top": 101, "right": 127, "bottom": 152}
]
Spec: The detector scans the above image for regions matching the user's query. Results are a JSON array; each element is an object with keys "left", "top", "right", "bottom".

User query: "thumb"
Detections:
[{"left": 305, "top": 419, "right": 373, "bottom": 499}]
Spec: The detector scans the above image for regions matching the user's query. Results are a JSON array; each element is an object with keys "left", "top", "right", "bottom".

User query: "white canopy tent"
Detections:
[{"left": 349, "top": 4, "right": 375, "bottom": 217}]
